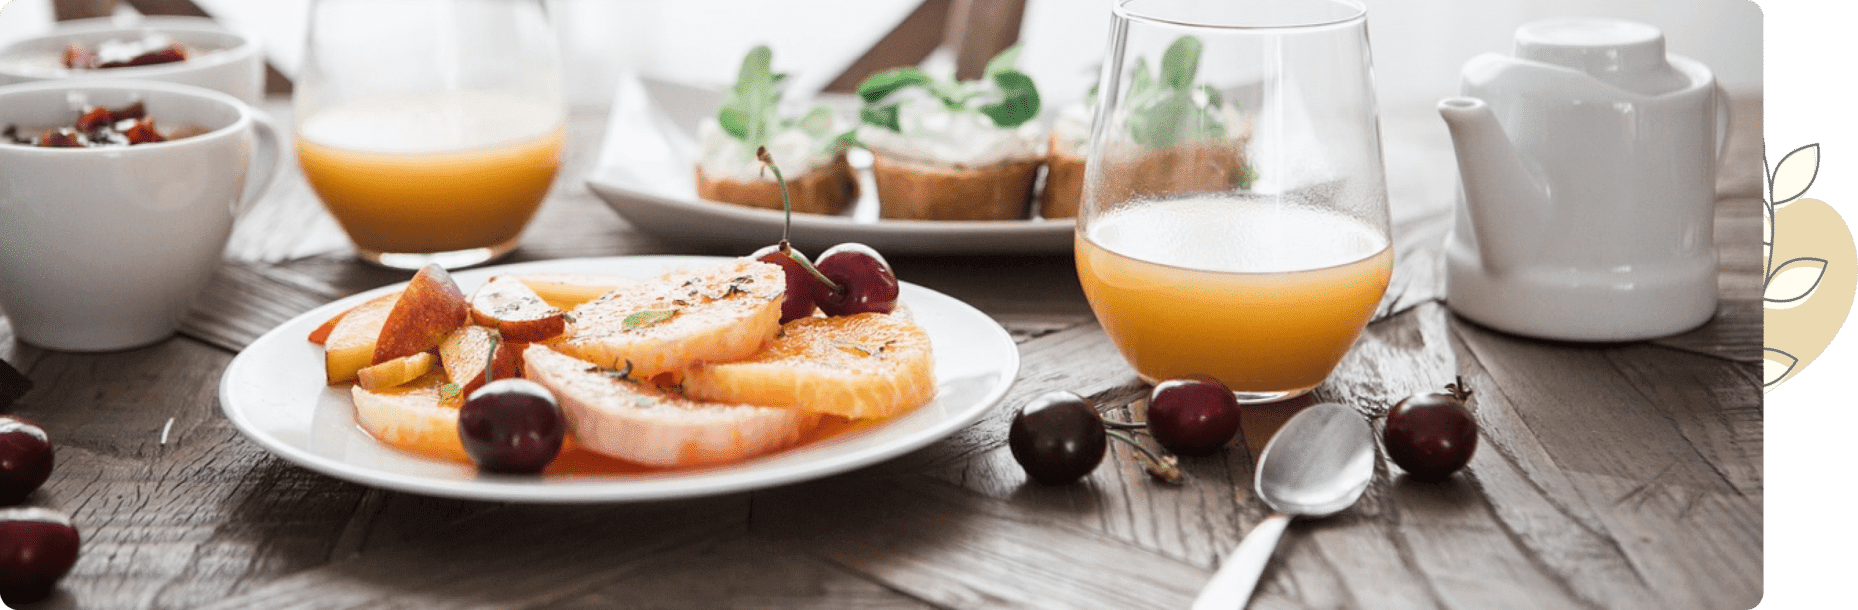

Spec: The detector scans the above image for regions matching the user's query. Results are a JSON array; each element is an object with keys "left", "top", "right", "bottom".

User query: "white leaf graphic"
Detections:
[
  {"left": 1763, "top": 199, "right": 1775, "bottom": 277},
  {"left": 1764, "top": 349, "right": 1798, "bottom": 388},
  {"left": 1765, "top": 257, "right": 1828, "bottom": 309},
  {"left": 1771, "top": 144, "right": 1819, "bottom": 207}
]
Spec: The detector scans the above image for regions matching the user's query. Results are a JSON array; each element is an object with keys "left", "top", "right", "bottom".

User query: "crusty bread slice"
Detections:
[
  {"left": 554, "top": 258, "right": 784, "bottom": 378},
  {"left": 523, "top": 344, "right": 818, "bottom": 468},
  {"left": 1095, "top": 139, "right": 1251, "bottom": 203},
  {"left": 870, "top": 153, "right": 1041, "bottom": 220},
  {"left": 695, "top": 152, "right": 858, "bottom": 215},
  {"left": 1039, "top": 132, "right": 1087, "bottom": 219},
  {"left": 682, "top": 312, "right": 935, "bottom": 420}
]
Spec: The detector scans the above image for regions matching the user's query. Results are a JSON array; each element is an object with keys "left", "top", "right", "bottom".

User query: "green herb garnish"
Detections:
[
  {"left": 1124, "top": 35, "right": 1232, "bottom": 150},
  {"left": 720, "top": 45, "right": 852, "bottom": 156},
  {"left": 438, "top": 383, "right": 462, "bottom": 402},
  {"left": 858, "top": 45, "right": 1041, "bottom": 132},
  {"left": 622, "top": 310, "right": 678, "bottom": 330}
]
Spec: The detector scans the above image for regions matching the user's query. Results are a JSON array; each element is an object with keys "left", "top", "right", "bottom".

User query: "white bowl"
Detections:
[{"left": 0, "top": 16, "right": 265, "bottom": 104}]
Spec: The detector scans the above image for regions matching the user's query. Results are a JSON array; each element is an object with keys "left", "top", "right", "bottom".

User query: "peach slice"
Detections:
[
  {"left": 308, "top": 309, "right": 347, "bottom": 345},
  {"left": 470, "top": 275, "right": 566, "bottom": 342},
  {"left": 356, "top": 351, "right": 436, "bottom": 390},
  {"left": 373, "top": 264, "right": 470, "bottom": 365},
  {"left": 439, "top": 325, "right": 523, "bottom": 396},
  {"left": 323, "top": 292, "right": 401, "bottom": 384}
]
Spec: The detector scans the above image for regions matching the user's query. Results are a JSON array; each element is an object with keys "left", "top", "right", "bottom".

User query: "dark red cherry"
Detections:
[
  {"left": 0, "top": 507, "right": 80, "bottom": 605},
  {"left": 752, "top": 243, "right": 827, "bottom": 323},
  {"left": 1383, "top": 381, "right": 1478, "bottom": 481},
  {"left": 1008, "top": 391, "right": 1107, "bottom": 485},
  {"left": 1145, "top": 375, "right": 1243, "bottom": 456},
  {"left": 815, "top": 243, "right": 899, "bottom": 316},
  {"left": 0, "top": 416, "right": 53, "bottom": 505},
  {"left": 459, "top": 379, "right": 565, "bottom": 474}
]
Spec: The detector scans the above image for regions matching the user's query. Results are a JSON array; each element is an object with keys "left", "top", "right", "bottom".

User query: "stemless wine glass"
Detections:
[
  {"left": 1076, "top": 0, "right": 1392, "bottom": 403},
  {"left": 294, "top": 0, "right": 566, "bottom": 269}
]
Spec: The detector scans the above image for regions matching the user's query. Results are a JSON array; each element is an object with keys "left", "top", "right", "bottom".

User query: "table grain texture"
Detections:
[{"left": 0, "top": 93, "right": 1763, "bottom": 610}]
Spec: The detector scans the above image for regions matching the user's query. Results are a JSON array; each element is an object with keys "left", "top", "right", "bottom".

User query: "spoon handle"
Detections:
[{"left": 1191, "top": 512, "right": 1291, "bottom": 610}]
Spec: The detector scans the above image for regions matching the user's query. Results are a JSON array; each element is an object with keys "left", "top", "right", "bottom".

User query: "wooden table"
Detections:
[{"left": 0, "top": 91, "right": 1763, "bottom": 609}]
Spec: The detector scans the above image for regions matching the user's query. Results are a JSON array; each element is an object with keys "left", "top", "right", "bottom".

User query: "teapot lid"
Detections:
[{"left": 1513, "top": 18, "right": 1691, "bottom": 96}]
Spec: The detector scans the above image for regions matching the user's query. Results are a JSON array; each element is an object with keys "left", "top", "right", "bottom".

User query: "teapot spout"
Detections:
[{"left": 1438, "top": 97, "right": 1550, "bottom": 273}]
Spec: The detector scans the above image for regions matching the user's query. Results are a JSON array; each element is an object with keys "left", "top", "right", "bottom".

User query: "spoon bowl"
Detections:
[
  {"left": 1255, "top": 402, "right": 1377, "bottom": 516},
  {"left": 1192, "top": 403, "right": 1375, "bottom": 610}
]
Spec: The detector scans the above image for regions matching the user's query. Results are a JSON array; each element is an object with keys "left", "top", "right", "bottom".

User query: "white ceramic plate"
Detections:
[
  {"left": 219, "top": 256, "right": 1019, "bottom": 503},
  {"left": 583, "top": 75, "right": 1074, "bottom": 255}
]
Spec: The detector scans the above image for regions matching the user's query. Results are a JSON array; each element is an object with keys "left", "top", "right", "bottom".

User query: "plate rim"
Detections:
[{"left": 218, "top": 255, "right": 1020, "bottom": 503}]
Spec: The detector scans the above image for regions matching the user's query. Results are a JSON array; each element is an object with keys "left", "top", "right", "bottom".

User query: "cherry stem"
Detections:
[
  {"left": 779, "top": 241, "right": 845, "bottom": 295},
  {"left": 756, "top": 146, "right": 793, "bottom": 245},
  {"left": 1099, "top": 414, "right": 1146, "bottom": 430},
  {"left": 483, "top": 332, "right": 501, "bottom": 385},
  {"left": 1105, "top": 428, "right": 1183, "bottom": 484},
  {"left": 760, "top": 146, "right": 845, "bottom": 297},
  {"left": 1443, "top": 375, "right": 1474, "bottom": 402}
]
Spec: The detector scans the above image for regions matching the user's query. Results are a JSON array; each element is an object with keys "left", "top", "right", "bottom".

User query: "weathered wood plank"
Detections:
[
  {"left": 180, "top": 263, "right": 345, "bottom": 352},
  {"left": 197, "top": 498, "right": 751, "bottom": 610},
  {"left": 550, "top": 533, "right": 940, "bottom": 610},
  {"left": 11, "top": 339, "right": 369, "bottom": 609},
  {"left": 1450, "top": 315, "right": 1761, "bottom": 609},
  {"left": 754, "top": 474, "right": 1206, "bottom": 610}
]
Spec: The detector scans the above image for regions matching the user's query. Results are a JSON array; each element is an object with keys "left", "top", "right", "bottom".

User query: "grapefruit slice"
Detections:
[
  {"left": 523, "top": 344, "right": 818, "bottom": 468},
  {"left": 682, "top": 312, "right": 935, "bottom": 419}
]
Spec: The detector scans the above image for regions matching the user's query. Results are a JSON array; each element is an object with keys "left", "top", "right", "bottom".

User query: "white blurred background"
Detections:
[{"left": 0, "top": 0, "right": 1761, "bottom": 111}]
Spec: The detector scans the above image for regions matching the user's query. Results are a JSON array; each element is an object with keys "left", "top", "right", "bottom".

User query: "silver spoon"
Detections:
[{"left": 1191, "top": 402, "right": 1375, "bottom": 610}]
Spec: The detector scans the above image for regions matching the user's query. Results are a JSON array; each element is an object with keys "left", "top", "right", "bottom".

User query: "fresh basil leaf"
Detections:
[
  {"left": 821, "top": 128, "right": 862, "bottom": 155},
  {"left": 722, "top": 45, "right": 782, "bottom": 148},
  {"left": 735, "top": 46, "right": 773, "bottom": 90},
  {"left": 1161, "top": 35, "right": 1203, "bottom": 91},
  {"left": 1128, "top": 92, "right": 1197, "bottom": 149},
  {"left": 927, "top": 79, "right": 974, "bottom": 110},
  {"left": 979, "top": 70, "right": 1041, "bottom": 128},
  {"left": 1130, "top": 57, "right": 1155, "bottom": 100},
  {"left": 982, "top": 44, "right": 1022, "bottom": 79},
  {"left": 797, "top": 105, "right": 834, "bottom": 136},
  {"left": 860, "top": 104, "right": 902, "bottom": 132},
  {"left": 858, "top": 67, "right": 933, "bottom": 104},
  {"left": 622, "top": 309, "right": 678, "bottom": 330}
]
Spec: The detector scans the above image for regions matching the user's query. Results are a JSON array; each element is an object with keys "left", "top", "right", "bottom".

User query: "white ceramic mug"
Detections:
[
  {"left": 0, "top": 80, "right": 279, "bottom": 351},
  {"left": 0, "top": 16, "right": 266, "bottom": 105}
]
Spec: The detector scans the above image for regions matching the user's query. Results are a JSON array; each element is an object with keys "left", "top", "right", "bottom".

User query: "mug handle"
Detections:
[
  {"left": 238, "top": 107, "right": 284, "bottom": 217},
  {"left": 1714, "top": 83, "right": 1731, "bottom": 163}
]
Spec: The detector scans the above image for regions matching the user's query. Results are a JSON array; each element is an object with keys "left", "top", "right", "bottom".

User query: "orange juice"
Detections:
[
  {"left": 1076, "top": 196, "right": 1392, "bottom": 396},
  {"left": 296, "top": 92, "right": 564, "bottom": 257}
]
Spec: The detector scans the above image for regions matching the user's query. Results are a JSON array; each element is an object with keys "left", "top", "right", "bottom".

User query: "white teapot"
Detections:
[{"left": 1437, "top": 18, "right": 1726, "bottom": 342}]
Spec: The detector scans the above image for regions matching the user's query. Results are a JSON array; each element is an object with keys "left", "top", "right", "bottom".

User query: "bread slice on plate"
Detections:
[
  {"left": 1097, "top": 139, "right": 1251, "bottom": 202},
  {"left": 871, "top": 153, "right": 1041, "bottom": 221},
  {"left": 554, "top": 258, "right": 784, "bottom": 379},
  {"left": 524, "top": 344, "right": 818, "bottom": 468},
  {"left": 1039, "top": 132, "right": 1087, "bottom": 219},
  {"left": 696, "top": 151, "right": 858, "bottom": 215},
  {"left": 682, "top": 312, "right": 935, "bottom": 420}
]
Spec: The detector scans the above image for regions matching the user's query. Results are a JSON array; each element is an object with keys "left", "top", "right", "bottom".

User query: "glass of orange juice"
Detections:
[
  {"left": 293, "top": 0, "right": 565, "bottom": 269},
  {"left": 1076, "top": 0, "right": 1392, "bottom": 403}
]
